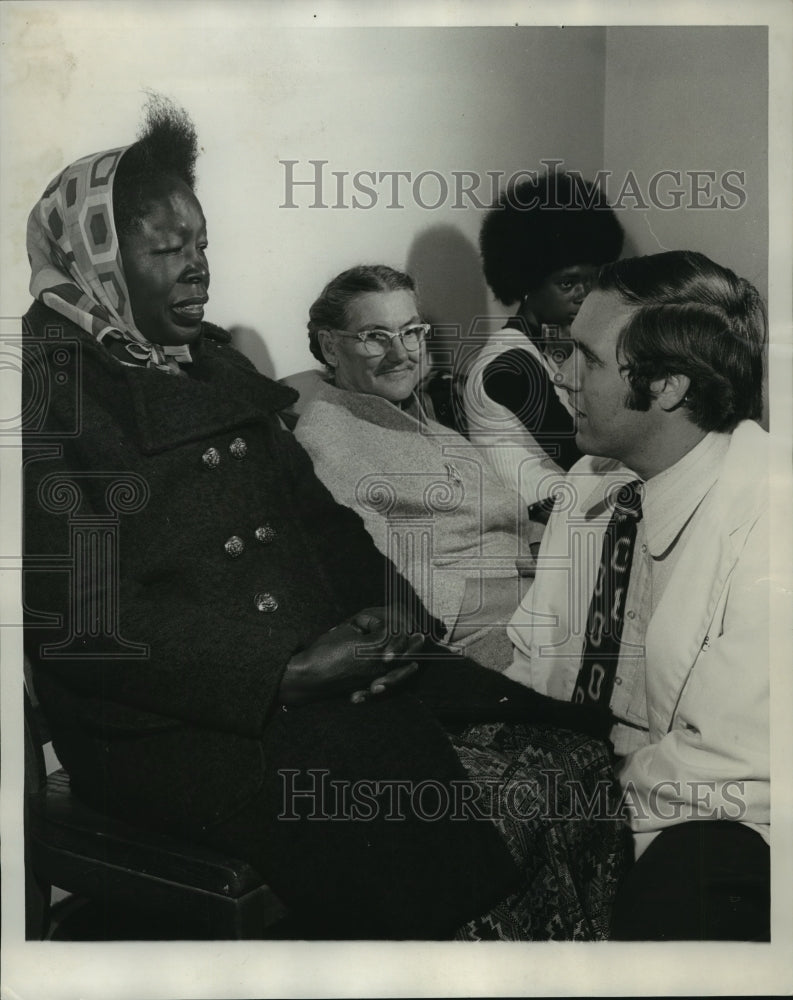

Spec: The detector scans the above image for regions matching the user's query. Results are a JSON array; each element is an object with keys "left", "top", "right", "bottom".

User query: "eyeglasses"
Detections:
[{"left": 329, "top": 323, "right": 430, "bottom": 357}]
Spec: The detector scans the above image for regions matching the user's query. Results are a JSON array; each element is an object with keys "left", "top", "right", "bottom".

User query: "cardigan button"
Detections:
[
  {"left": 202, "top": 447, "right": 221, "bottom": 468},
  {"left": 224, "top": 535, "right": 245, "bottom": 558},
  {"left": 255, "top": 523, "right": 277, "bottom": 544},
  {"left": 229, "top": 437, "right": 248, "bottom": 459},
  {"left": 255, "top": 592, "right": 278, "bottom": 613}
]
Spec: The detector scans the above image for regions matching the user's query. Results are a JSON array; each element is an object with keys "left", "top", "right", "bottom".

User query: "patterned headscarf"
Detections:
[{"left": 26, "top": 146, "right": 193, "bottom": 372}]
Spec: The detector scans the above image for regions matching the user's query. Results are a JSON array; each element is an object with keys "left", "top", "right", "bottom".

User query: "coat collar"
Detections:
[
  {"left": 311, "top": 379, "right": 439, "bottom": 434},
  {"left": 25, "top": 301, "right": 298, "bottom": 455},
  {"left": 124, "top": 344, "right": 297, "bottom": 454},
  {"left": 575, "top": 421, "right": 767, "bottom": 532}
]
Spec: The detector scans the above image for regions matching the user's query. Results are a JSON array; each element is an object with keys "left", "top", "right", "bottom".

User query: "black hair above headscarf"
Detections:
[
  {"left": 480, "top": 171, "right": 624, "bottom": 305},
  {"left": 113, "top": 93, "right": 199, "bottom": 237}
]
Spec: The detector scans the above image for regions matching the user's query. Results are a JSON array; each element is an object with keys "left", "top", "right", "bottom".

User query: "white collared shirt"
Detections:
[{"left": 507, "top": 432, "right": 731, "bottom": 756}]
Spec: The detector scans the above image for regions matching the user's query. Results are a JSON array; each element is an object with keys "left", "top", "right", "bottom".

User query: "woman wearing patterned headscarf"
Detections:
[
  {"left": 26, "top": 103, "right": 203, "bottom": 371},
  {"left": 23, "top": 97, "right": 630, "bottom": 942}
]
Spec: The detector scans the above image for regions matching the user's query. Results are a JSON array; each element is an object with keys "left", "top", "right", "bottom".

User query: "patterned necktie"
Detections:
[{"left": 573, "top": 479, "right": 644, "bottom": 709}]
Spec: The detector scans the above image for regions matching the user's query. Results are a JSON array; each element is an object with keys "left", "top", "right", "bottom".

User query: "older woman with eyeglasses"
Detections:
[{"left": 294, "top": 265, "right": 532, "bottom": 661}]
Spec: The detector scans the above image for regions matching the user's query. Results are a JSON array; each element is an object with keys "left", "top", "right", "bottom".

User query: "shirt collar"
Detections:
[
  {"left": 642, "top": 431, "right": 730, "bottom": 557},
  {"left": 577, "top": 432, "right": 731, "bottom": 556}
]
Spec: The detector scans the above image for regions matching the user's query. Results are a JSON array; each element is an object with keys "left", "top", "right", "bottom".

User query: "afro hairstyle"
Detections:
[{"left": 480, "top": 171, "right": 624, "bottom": 305}]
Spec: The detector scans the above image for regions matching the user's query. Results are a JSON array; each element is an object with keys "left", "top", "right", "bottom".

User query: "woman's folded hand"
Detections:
[
  {"left": 349, "top": 661, "right": 421, "bottom": 704},
  {"left": 278, "top": 607, "right": 424, "bottom": 706}
]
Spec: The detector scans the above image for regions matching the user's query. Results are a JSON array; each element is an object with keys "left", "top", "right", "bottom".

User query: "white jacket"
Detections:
[{"left": 506, "top": 421, "right": 770, "bottom": 853}]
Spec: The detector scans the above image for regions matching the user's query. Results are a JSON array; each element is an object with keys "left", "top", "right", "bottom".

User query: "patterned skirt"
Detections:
[{"left": 450, "top": 722, "right": 632, "bottom": 940}]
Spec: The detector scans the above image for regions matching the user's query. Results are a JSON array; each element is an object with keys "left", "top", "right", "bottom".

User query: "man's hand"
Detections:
[{"left": 279, "top": 607, "right": 424, "bottom": 706}]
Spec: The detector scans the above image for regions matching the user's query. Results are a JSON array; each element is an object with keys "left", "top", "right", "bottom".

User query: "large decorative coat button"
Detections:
[
  {"left": 202, "top": 447, "right": 221, "bottom": 468},
  {"left": 255, "top": 523, "right": 277, "bottom": 544},
  {"left": 229, "top": 437, "right": 248, "bottom": 459},
  {"left": 225, "top": 535, "right": 245, "bottom": 558},
  {"left": 254, "top": 592, "right": 278, "bottom": 613}
]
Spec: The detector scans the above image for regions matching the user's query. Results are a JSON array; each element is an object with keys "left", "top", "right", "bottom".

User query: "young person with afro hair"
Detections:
[{"left": 463, "top": 170, "right": 624, "bottom": 513}]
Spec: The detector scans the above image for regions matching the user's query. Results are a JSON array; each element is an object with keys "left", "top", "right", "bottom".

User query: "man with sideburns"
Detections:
[{"left": 505, "top": 250, "right": 770, "bottom": 940}]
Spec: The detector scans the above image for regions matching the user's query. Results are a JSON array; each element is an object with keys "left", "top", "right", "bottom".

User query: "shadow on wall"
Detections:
[
  {"left": 229, "top": 325, "right": 276, "bottom": 380},
  {"left": 620, "top": 232, "right": 640, "bottom": 259},
  {"left": 407, "top": 224, "right": 490, "bottom": 372}
]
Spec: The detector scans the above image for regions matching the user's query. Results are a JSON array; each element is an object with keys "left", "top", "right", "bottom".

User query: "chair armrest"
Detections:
[{"left": 29, "top": 770, "right": 265, "bottom": 898}]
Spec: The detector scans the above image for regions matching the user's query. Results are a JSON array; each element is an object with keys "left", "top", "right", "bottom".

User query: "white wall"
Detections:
[
  {"left": 603, "top": 26, "right": 768, "bottom": 298},
  {"left": 1, "top": 11, "right": 769, "bottom": 382},
  {"left": 1, "top": 8, "right": 606, "bottom": 377}
]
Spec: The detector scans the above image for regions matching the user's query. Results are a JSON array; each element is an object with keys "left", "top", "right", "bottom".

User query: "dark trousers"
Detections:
[{"left": 610, "top": 821, "right": 770, "bottom": 941}]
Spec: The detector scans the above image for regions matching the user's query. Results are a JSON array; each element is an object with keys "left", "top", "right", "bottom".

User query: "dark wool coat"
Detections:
[
  {"left": 23, "top": 303, "right": 614, "bottom": 938},
  {"left": 23, "top": 302, "right": 528, "bottom": 939}
]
